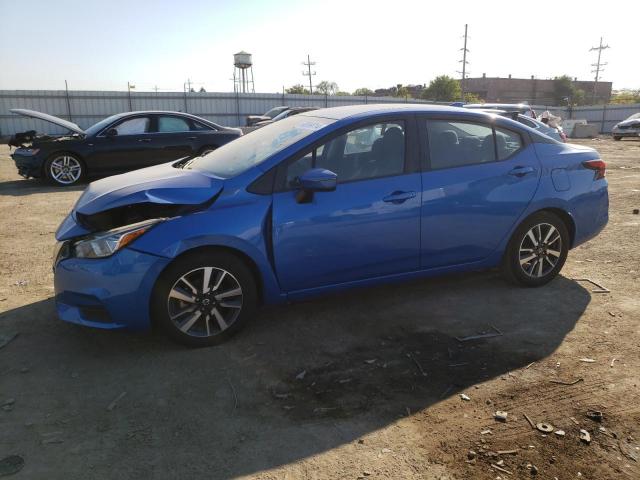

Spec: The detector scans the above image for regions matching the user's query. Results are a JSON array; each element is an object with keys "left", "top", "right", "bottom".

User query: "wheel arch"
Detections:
[{"left": 508, "top": 207, "right": 576, "bottom": 251}]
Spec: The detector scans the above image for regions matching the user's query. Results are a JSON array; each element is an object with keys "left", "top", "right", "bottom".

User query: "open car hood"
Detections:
[
  {"left": 10, "top": 108, "right": 85, "bottom": 135},
  {"left": 56, "top": 161, "right": 224, "bottom": 240}
]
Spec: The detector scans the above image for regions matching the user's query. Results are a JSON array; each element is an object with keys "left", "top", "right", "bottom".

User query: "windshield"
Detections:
[
  {"left": 188, "top": 115, "right": 335, "bottom": 178},
  {"left": 265, "top": 107, "right": 288, "bottom": 119},
  {"left": 84, "top": 114, "right": 126, "bottom": 136}
]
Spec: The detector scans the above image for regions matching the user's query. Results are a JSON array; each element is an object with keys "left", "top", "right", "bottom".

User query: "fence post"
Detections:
[
  {"left": 600, "top": 104, "right": 607, "bottom": 134},
  {"left": 183, "top": 89, "right": 188, "bottom": 113},
  {"left": 236, "top": 90, "right": 241, "bottom": 127},
  {"left": 324, "top": 92, "right": 328, "bottom": 108},
  {"left": 364, "top": 94, "right": 368, "bottom": 104},
  {"left": 282, "top": 87, "right": 285, "bottom": 106},
  {"left": 64, "top": 80, "right": 73, "bottom": 122}
]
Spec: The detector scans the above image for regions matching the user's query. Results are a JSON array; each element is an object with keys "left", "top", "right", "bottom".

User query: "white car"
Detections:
[{"left": 612, "top": 113, "right": 640, "bottom": 141}]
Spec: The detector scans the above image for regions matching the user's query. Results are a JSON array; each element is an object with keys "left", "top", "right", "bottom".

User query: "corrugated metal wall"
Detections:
[
  {"left": 0, "top": 90, "right": 434, "bottom": 136},
  {"left": 1, "top": 90, "right": 638, "bottom": 136}
]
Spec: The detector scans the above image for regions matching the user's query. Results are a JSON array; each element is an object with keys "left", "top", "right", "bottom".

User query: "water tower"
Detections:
[{"left": 233, "top": 51, "right": 255, "bottom": 93}]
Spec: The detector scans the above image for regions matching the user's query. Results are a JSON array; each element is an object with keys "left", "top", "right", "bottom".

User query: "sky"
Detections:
[{"left": 0, "top": 0, "right": 638, "bottom": 93}]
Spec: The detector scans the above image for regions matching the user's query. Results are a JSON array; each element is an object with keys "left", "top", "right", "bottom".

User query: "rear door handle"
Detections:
[
  {"left": 383, "top": 191, "right": 416, "bottom": 204},
  {"left": 138, "top": 138, "right": 152, "bottom": 143},
  {"left": 186, "top": 136, "right": 197, "bottom": 140},
  {"left": 508, "top": 166, "right": 535, "bottom": 177}
]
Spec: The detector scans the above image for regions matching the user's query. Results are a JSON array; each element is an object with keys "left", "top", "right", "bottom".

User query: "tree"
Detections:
[
  {"left": 395, "top": 85, "right": 411, "bottom": 98},
  {"left": 463, "top": 92, "right": 483, "bottom": 103},
  {"left": 199, "top": 87, "right": 206, "bottom": 93},
  {"left": 335, "top": 91, "right": 351, "bottom": 96},
  {"left": 353, "top": 87, "right": 374, "bottom": 96},
  {"left": 422, "top": 75, "right": 461, "bottom": 102},
  {"left": 611, "top": 89, "right": 640, "bottom": 104},
  {"left": 316, "top": 81, "right": 339, "bottom": 95},
  {"left": 552, "top": 75, "right": 588, "bottom": 106},
  {"left": 286, "top": 84, "right": 310, "bottom": 94}
]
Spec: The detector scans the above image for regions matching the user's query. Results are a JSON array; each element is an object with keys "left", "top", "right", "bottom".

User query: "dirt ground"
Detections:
[{"left": 0, "top": 138, "right": 639, "bottom": 479}]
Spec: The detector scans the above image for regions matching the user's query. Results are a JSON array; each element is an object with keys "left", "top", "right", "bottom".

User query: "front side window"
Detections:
[
  {"left": 427, "top": 120, "right": 495, "bottom": 169},
  {"left": 113, "top": 117, "right": 150, "bottom": 135},
  {"left": 158, "top": 116, "right": 190, "bottom": 133},
  {"left": 284, "top": 121, "right": 406, "bottom": 187}
]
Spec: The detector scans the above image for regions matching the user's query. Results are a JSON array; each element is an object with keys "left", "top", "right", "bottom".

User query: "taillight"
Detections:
[{"left": 583, "top": 159, "right": 606, "bottom": 180}]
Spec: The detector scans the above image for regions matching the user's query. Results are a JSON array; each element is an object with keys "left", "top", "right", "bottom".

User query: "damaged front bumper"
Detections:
[
  {"left": 11, "top": 150, "right": 45, "bottom": 178},
  {"left": 54, "top": 247, "right": 170, "bottom": 330}
]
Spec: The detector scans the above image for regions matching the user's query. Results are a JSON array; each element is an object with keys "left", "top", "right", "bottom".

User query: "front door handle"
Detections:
[
  {"left": 138, "top": 138, "right": 152, "bottom": 143},
  {"left": 383, "top": 190, "right": 416, "bottom": 204},
  {"left": 508, "top": 166, "right": 535, "bottom": 177}
]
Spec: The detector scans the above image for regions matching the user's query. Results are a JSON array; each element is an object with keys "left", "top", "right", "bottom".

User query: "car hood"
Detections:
[
  {"left": 10, "top": 108, "right": 85, "bottom": 135},
  {"left": 56, "top": 161, "right": 224, "bottom": 240}
]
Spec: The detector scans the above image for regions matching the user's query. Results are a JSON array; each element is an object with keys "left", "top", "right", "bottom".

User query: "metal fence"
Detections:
[
  {"left": 1, "top": 90, "right": 638, "bottom": 136},
  {"left": 0, "top": 90, "right": 434, "bottom": 137}
]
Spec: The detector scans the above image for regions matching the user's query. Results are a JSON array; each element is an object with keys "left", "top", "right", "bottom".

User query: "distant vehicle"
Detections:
[
  {"left": 246, "top": 106, "right": 289, "bottom": 127},
  {"left": 492, "top": 111, "right": 567, "bottom": 143},
  {"left": 8, "top": 109, "right": 242, "bottom": 186},
  {"left": 465, "top": 103, "right": 537, "bottom": 118},
  {"left": 252, "top": 107, "right": 318, "bottom": 128},
  {"left": 611, "top": 113, "right": 640, "bottom": 141},
  {"left": 52, "top": 104, "right": 608, "bottom": 347}
]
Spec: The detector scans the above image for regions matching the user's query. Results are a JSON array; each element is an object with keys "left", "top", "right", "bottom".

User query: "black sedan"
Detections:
[{"left": 8, "top": 109, "right": 243, "bottom": 186}]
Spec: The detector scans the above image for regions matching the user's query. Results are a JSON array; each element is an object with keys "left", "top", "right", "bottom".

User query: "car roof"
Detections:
[
  {"left": 298, "top": 103, "right": 488, "bottom": 121},
  {"left": 465, "top": 103, "right": 533, "bottom": 109}
]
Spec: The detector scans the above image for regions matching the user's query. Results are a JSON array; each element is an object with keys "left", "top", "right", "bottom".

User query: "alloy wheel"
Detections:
[
  {"left": 167, "top": 267, "right": 243, "bottom": 337},
  {"left": 50, "top": 155, "right": 82, "bottom": 184},
  {"left": 518, "top": 223, "right": 562, "bottom": 278}
]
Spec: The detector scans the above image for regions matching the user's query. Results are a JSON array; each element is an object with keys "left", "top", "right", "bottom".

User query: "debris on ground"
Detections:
[
  {"left": 523, "top": 413, "right": 536, "bottom": 429},
  {"left": 406, "top": 353, "right": 427, "bottom": 376},
  {"left": 295, "top": 370, "right": 307, "bottom": 381},
  {"left": 610, "top": 357, "right": 617, "bottom": 367},
  {"left": 549, "top": 378, "right": 583, "bottom": 386},
  {"left": 573, "top": 278, "right": 610, "bottom": 293},
  {"left": 460, "top": 394, "right": 471, "bottom": 401},
  {"left": 491, "top": 463, "right": 513, "bottom": 475},
  {"left": 554, "top": 430, "right": 566, "bottom": 437},
  {"left": 586, "top": 410, "right": 603, "bottom": 422},
  {"left": 579, "top": 429, "right": 592, "bottom": 444},
  {"left": 494, "top": 410, "right": 508, "bottom": 422},
  {"left": 497, "top": 449, "right": 518, "bottom": 455},
  {"left": 106, "top": 391, "right": 127, "bottom": 411},
  {"left": 455, "top": 325, "right": 502, "bottom": 342},
  {"left": 536, "top": 422, "right": 554, "bottom": 433},
  {"left": 579, "top": 358, "right": 596, "bottom": 363},
  {"left": 0, "top": 455, "right": 24, "bottom": 476}
]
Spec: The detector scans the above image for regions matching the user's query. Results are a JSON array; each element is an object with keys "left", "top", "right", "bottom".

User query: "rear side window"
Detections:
[
  {"left": 158, "top": 116, "right": 190, "bottom": 132},
  {"left": 427, "top": 120, "right": 495, "bottom": 169},
  {"left": 495, "top": 128, "right": 523, "bottom": 160}
]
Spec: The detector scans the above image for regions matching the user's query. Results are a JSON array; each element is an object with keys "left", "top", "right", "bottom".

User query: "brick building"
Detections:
[{"left": 463, "top": 75, "right": 612, "bottom": 105}]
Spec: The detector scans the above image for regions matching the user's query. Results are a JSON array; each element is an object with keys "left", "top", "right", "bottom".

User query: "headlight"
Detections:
[{"left": 72, "top": 218, "right": 163, "bottom": 259}]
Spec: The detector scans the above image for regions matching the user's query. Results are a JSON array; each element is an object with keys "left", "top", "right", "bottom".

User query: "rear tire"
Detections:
[
  {"left": 44, "top": 153, "right": 84, "bottom": 186},
  {"left": 613, "top": 136, "right": 622, "bottom": 141},
  {"left": 151, "top": 250, "right": 257, "bottom": 347},
  {"left": 501, "top": 211, "right": 569, "bottom": 287}
]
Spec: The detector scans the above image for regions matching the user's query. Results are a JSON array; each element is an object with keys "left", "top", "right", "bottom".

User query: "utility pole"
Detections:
[
  {"left": 457, "top": 24, "right": 469, "bottom": 102},
  {"left": 185, "top": 78, "right": 193, "bottom": 92},
  {"left": 302, "top": 54, "right": 316, "bottom": 94},
  {"left": 589, "top": 37, "right": 610, "bottom": 104},
  {"left": 127, "top": 81, "right": 135, "bottom": 110}
]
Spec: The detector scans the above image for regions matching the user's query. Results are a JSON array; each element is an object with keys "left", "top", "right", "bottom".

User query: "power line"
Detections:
[
  {"left": 302, "top": 54, "right": 316, "bottom": 94},
  {"left": 589, "top": 37, "right": 610, "bottom": 103},
  {"left": 456, "top": 24, "right": 469, "bottom": 102}
]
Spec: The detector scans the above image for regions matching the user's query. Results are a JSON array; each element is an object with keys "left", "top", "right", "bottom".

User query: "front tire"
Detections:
[
  {"left": 44, "top": 153, "right": 84, "bottom": 186},
  {"left": 613, "top": 136, "right": 622, "bottom": 141},
  {"left": 501, "top": 211, "right": 569, "bottom": 287},
  {"left": 151, "top": 251, "right": 257, "bottom": 347}
]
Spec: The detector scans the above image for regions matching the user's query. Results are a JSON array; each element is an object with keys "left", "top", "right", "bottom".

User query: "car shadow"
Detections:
[
  {"left": 0, "top": 272, "right": 589, "bottom": 478},
  {"left": 0, "top": 177, "right": 87, "bottom": 196}
]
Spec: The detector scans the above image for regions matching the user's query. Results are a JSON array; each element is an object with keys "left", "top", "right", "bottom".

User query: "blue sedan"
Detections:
[{"left": 53, "top": 105, "right": 609, "bottom": 346}]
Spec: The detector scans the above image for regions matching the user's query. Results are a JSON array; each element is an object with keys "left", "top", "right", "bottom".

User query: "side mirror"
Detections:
[
  {"left": 296, "top": 168, "right": 337, "bottom": 203},
  {"left": 105, "top": 128, "right": 118, "bottom": 138},
  {"left": 299, "top": 168, "right": 337, "bottom": 192}
]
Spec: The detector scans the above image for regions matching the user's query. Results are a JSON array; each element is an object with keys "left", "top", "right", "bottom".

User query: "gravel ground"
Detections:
[{"left": 0, "top": 138, "right": 639, "bottom": 479}]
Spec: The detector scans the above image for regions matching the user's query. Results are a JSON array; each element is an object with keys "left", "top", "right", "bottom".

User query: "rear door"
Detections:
[
  {"left": 419, "top": 117, "right": 540, "bottom": 268},
  {"left": 151, "top": 115, "right": 197, "bottom": 163},
  {"left": 272, "top": 117, "right": 422, "bottom": 293}
]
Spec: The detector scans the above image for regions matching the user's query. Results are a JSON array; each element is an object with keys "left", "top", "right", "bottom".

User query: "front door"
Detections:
[
  {"left": 419, "top": 118, "right": 540, "bottom": 269},
  {"left": 88, "top": 115, "right": 157, "bottom": 173},
  {"left": 272, "top": 118, "right": 422, "bottom": 293}
]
